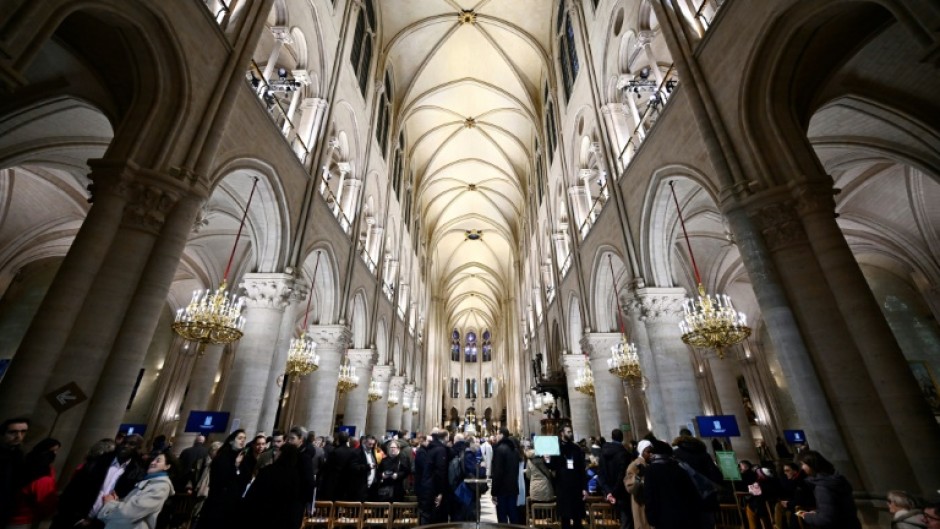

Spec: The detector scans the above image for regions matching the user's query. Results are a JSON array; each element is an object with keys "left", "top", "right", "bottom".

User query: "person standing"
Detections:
[
  {"left": 794, "top": 451, "right": 861, "bottom": 529},
  {"left": 923, "top": 502, "right": 940, "bottom": 529},
  {"left": 196, "top": 429, "right": 247, "bottom": 529},
  {"left": 525, "top": 449, "right": 554, "bottom": 502},
  {"left": 177, "top": 435, "right": 209, "bottom": 492},
  {"left": 624, "top": 439, "right": 652, "bottom": 529},
  {"left": 672, "top": 432, "right": 724, "bottom": 529},
  {"left": 325, "top": 431, "right": 361, "bottom": 501},
  {"left": 481, "top": 436, "right": 494, "bottom": 478},
  {"left": 598, "top": 429, "right": 632, "bottom": 529},
  {"left": 256, "top": 430, "right": 284, "bottom": 471},
  {"left": 0, "top": 418, "right": 29, "bottom": 527},
  {"left": 51, "top": 434, "right": 147, "bottom": 529},
  {"left": 241, "top": 443, "right": 305, "bottom": 529},
  {"left": 96, "top": 450, "right": 177, "bottom": 529},
  {"left": 551, "top": 426, "right": 587, "bottom": 529},
  {"left": 375, "top": 441, "right": 411, "bottom": 502},
  {"left": 6, "top": 437, "right": 59, "bottom": 529},
  {"left": 642, "top": 440, "right": 701, "bottom": 529},
  {"left": 418, "top": 429, "right": 449, "bottom": 524},
  {"left": 491, "top": 428, "right": 521, "bottom": 524},
  {"left": 356, "top": 436, "right": 379, "bottom": 501},
  {"left": 887, "top": 490, "right": 926, "bottom": 529}
]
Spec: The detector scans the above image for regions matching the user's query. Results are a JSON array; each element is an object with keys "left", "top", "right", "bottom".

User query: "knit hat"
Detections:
[{"left": 637, "top": 439, "right": 652, "bottom": 457}]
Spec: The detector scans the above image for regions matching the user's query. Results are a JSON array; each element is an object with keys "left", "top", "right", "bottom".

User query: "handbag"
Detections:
[
  {"left": 455, "top": 481, "right": 474, "bottom": 505},
  {"left": 376, "top": 484, "right": 395, "bottom": 500}
]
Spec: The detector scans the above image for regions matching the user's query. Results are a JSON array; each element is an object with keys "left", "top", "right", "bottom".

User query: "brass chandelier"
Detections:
[
  {"left": 337, "top": 358, "right": 359, "bottom": 394},
  {"left": 605, "top": 255, "right": 645, "bottom": 388},
  {"left": 173, "top": 177, "right": 258, "bottom": 354},
  {"left": 669, "top": 181, "right": 751, "bottom": 358},
  {"left": 574, "top": 364, "right": 595, "bottom": 396},
  {"left": 285, "top": 251, "right": 322, "bottom": 377},
  {"left": 387, "top": 391, "right": 399, "bottom": 408},
  {"left": 367, "top": 378, "right": 383, "bottom": 402}
]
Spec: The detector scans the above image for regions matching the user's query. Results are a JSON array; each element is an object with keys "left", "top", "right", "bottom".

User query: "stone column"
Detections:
[
  {"left": 294, "top": 97, "right": 328, "bottom": 163},
  {"left": 343, "top": 348, "right": 376, "bottom": 438},
  {"left": 411, "top": 389, "right": 423, "bottom": 433},
  {"left": 401, "top": 384, "right": 415, "bottom": 432},
  {"left": 341, "top": 178, "right": 363, "bottom": 222},
  {"left": 707, "top": 356, "right": 758, "bottom": 463},
  {"left": 562, "top": 354, "right": 598, "bottom": 441},
  {"left": 367, "top": 365, "right": 393, "bottom": 436},
  {"left": 637, "top": 31, "right": 666, "bottom": 89},
  {"left": 258, "top": 277, "right": 304, "bottom": 432},
  {"left": 260, "top": 26, "right": 291, "bottom": 86},
  {"left": 581, "top": 334, "right": 629, "bottom": 438},
  {"left": 602, "top": 104, "right": 632, "bottom": 170},
  {"left": 567, "top": 185, "right": 589, "bottom": 233},
  {"left": 282, "top": 83, "right": 304, "bottom": 135},
  {"left": 386, "top": 376, "right": 405, "bottom": 433},
  {"left": 302, "top": 325, "right": 351, "bottom": 436},
  {"left": 221, "top": 273, "right": 292, "bottom": 435},
  {"left": 579, "top": 169, "right": 596, "bottom": 221},
  {"left": 0, "top": 162, "right": 132, "bottom": 419},
  {"left": 636, "top": 287, "right": 702, "bottom": 437},
  {"left": 174, "top": 344, "right": 225, "bottom": 450}
]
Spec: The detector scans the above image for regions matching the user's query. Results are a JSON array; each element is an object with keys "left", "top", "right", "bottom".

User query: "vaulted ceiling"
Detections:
[{"left": 382, "top": 0, "right": 552, "bottom": 333}]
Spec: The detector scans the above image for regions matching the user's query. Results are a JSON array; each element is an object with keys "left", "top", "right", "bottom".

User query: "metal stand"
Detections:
[{"left": 464, "top": 478, "right": 486, "bottom": 529}]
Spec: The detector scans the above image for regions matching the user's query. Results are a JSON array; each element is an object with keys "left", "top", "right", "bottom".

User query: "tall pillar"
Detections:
[
  {"left": 341, "top": 178, "right": 363, "bottom": 221},
  {"left": 707, "top": 356, "right": 758, "bottom": 463},
  {"left": 258, "top": 277, "right": 304, "bottom": 432},
  {"left": 343, "top": 349, "right": 376, "bottom": 438},
  {"left": 294, "top": 97, "right": 328, "bottom": 163},
  {"left": 302, "top": 325, "right": 351, "bottom": 436},
  {"left": 401, "top": 384, "right": 415, "bottom": 433},
  {"left": 0, "top": 162, "right": 132, "bottom": 419},
  {"left": 581, "top": 334, "right": 629, "bottom": 438},
  {"left": 567, "top": 186, "right": 589, "bottom": 233},
  {"left": 411, "top": 389, "right": 423, "bottom": 433},
  {"left": 637, "top": 31, "right": 666, "bottom": 88},
  {"left": 601, "top": 104, "right": 632, "bottom": 170},
  {"left": 367, "top": 365, "right": 393, "bottom": 436},
  {"left": 260, "top": 26, "right": 291, "bottom": 85},
  {"left": 561, "top": 354, "right": 598, "bottom": 440},
  {"left": 386, "top": 376, "right": 405, "bottom": 434},
  {"left": 222, "top": 273, "right": 292, "bottom": 435},
  {"left": 174, "top": 344, "right": 225, "bottom": 450},
  {"left": 636, "top": 287, "right": 702, "bottom": 437}
]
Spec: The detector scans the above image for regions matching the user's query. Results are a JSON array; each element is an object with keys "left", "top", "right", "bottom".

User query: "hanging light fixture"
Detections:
[
  {"left": 574, "top": 365, "right": 595, "bottom": 396},
  {"left": 605, "top": 255, "right": 645, "bottom": 388},
  {"left": 669, "top": 181, "right": 751, "bottom": 359},
  {"left": 387, "top": 390, "right": 399, "bottom": 408},
  {"left": 411, "top": 395, "right": 419, "bottom": 415},
  {"left": 367, "top": 379, "right": 383, "bottom": 402},
  {"left": 336, "top": 358, "right": 359, "bottom": 394},
  {"left": 173, "top": 177, "right": 259, "bottom": 354},
  {"left": 285, "top": 251, "right": 321, "bottom": 377},
  {"left": 403, "top": 396, "right": 412, "bottom": 411}
]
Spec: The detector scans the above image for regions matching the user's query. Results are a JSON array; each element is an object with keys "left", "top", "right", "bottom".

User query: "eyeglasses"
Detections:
[{"left": 924, "top": 512, "right": 940, "bottom": 522}]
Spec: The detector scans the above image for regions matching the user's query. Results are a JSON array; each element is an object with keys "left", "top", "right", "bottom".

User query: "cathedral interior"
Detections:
[{"left": 1, "top": 0, "right": 939, "bottom": 520}]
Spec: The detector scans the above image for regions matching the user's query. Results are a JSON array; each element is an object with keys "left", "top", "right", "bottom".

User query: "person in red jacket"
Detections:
[{"left": 7, "top": 438, "right": 60, "bottom": 529}]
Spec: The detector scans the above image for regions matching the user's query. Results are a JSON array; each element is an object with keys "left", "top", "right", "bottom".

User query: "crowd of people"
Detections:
[{"left": 3, "top": 416, "right": 940, "bottom": 529}]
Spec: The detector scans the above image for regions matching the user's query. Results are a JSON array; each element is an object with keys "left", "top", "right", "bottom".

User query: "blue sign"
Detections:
[
  {"left": 337, "top": 425, "right": 356, "bottom": 437},
  {"left": 784, "top": 429, "right": 807, "bottom": 444},
  {"left": 118, "top": 423, "right": 147, "bottom": 436},
  {"left": 695, "top": 415, "right": 741, "bottom": 437},
  {"left": 184, "top": 411, "right": 230, "bottom": 433}
]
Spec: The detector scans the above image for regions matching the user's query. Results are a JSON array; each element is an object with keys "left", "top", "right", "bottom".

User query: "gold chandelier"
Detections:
[
  {"left": 574, "top": 364, "right": 595, "bottom": 396},
  {"left": 337, "top": 358, "right": 359, "bottom": 394},
  {"left": 387, "top": 391, "right": 399, "bottom": 408},
  {"left": 411, "top": 396, "right": 419, "bottom": 414},
  {"left": 368, "top": 379, "right": 383, "bottom": 402},
  {"left": 605, "top": 255, "right": 645, "bottom": 388},
  {"left": 285, "top": 251, "right": 322, "bottom": 377},
  {"left": 669, "top": 181, "right": 751, "bottom": 359},
  {"left": 173, "top": 178, "right": 259, "bottom": 354}
]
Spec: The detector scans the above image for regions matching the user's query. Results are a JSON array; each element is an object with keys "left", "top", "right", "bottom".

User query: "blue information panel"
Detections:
[
  {"left": 337, "top": 425, "right": 356, "bottom": 438},
  {"left": 784, "top": 429, "right": 807, "bottom": 444},
  {"left": 184, "top": 411, "right": 230, "bottom": 433},
  {"left": 118, "top": 423, "right": 147, "bottom": 436},
  {"left": 695, "top": 415, "right": 741, "bottom": 437}
]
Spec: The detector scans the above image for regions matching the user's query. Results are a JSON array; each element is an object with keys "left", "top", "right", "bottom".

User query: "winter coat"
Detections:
[
  {"left": 779, "top": 470, "right": 815, "bottom": 512},
  {"left": 597, "top": 441, "right": 630, "bottom": 505},
  {"left": 525, "top": 455, "right": 554, "bottom": 501},
  {"left": 97, "top": 474, "right": 174, "bottom": 529},
  {"left": 490, "top": 437, "right": 520, "bottom": 497},
  {"left": 672, "top": 435, "right": 724, "bottom": 512},
  {"left": 8, "top": 470, "right": 57, "bottom": 525},
  {"left": 50, "top": 452, "right": 147, "bottom": 529},
  {"left": 642, "top": 455, "right": 701, "bottom": 529},
  {"left": 197, "top": 448, "right": 244, "bottom": 529},
  {"left": 891, "top": 509, "right": 927, "bottom": 529},
  {"left": 325, "top": 444, "right": 366, "bottom": 501},
  {"left": 550, "top": 440, "right": 587, "bottom": 522},
  {"left": 241, "top": 458, "right": 305, "bottom": 529},
  {"left": 801, "top": 473, "right": 861, "bottom": 529},
  {"left": 624, "top": 457, "right": 650, "bottom": 529},
  {"left": 376, "top": 453, "right": 412, "bottom": 502}
]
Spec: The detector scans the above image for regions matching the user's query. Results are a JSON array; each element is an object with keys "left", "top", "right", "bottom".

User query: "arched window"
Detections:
[
  {"left": 465, "top": 378, "right": 478, "bottom": 399},
  {"left": 376, "top": 70, "right": 392, "bottom": 158},
  {"left": 451, "top": 329, "right": 461, "bottom": 362},
  {"left": 484, "top": 377, "right": 494, "bottom": 398},
  {"left": 350, "top": 0, "right": 376, "bottom": 96},
  {"left": 392, "top": 131, "right": 404, "bottom": 199},
  {"left": 482, "top": 329, "right": 492, "bottom": 362},
  {"left": 465, "top": 331, "right": 478, "bottom": 363},
  {"left": 535, "top": 146, "right": 544, "bottom": 206},
  {"left": 450, "top": 377, "right": 459, "bottom": 398},
  {"left": 556, "top": 0, "right": 579, "bottom": 101},
  {"left": 544, "top": 85, "right": 557, "bottom": 165}
]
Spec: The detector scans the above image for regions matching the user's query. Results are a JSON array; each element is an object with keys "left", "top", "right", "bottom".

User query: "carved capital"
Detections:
[
  {"left": 270, "top": 26, "right": 292, "bottom": 43},
  {"left": 792, "top": 182, "right": 836, "bottom": 216},
  {"left": 389, "top": 375, "right": 406, "bottom": 392},
  {"left": 241, "top": 273, "right": 294, "bottom": 310},
  {"left": 402, "top": 384, "right": 416, "bottom": 399},
  {"left": 579, "top": 332, "right": 622, "bottom": 360},
  {"left": 372, "top": 364, "right": 394, "bottom": 382},
  {"left": 122, "top": 182, "right": 180, "bottom": 234},
  {"left": 346, "top": 348, "right": 376, "bottom": 368},
  {"left": 307, "top": 324, "right": 352, "bottom": 349},
  {"left": 561, "top": 353, "right": 588, "bottom": 373},
  {"left": 635, "top": 287, "right": 686, "bottom": 323},
  {"left": 750, "top": 201, "right": 806, "bottom": 251}
]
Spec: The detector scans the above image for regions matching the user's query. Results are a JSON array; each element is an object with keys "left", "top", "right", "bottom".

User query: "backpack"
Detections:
[
  {"left": 448, "top": 455, "right": 464, "bottom": 488},
  {"left": 678, "top": 460, "right": 720, "bottom": 499}
]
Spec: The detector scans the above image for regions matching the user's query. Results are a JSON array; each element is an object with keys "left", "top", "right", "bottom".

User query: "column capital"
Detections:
[
  {"left": 307, "top": 324, "right": 352, "bottom": 348},
  {"left": 121, "top": 181, "right": 182, "bottom": 235},
  {"left": 292, "top": 69, "right": 311, "bottom": 85},
  {"left": 561, "top": 353, "right": 589, "bottom": 371},
  {"left": 240, "top": 273, "right": 294, "bottom": 310},
  {"left": 792, "top": 182, "right": 837, "bottom": 216},
  {"left": 637, "top": 30, "right": 656, "bottom": 45},
  {"left": 389, "top": 375, "right": 406, "bottom": 392},
  {"left": 346, "top": 348, "right": 376, "bottom": 367},
  {"left": 580, "top": 332, "right": 622, "bottom": 360},
  {"left": 749, "top": 200, "right": 806, "bottom": 251},
  {"left": 301, "top": 97, "right": 328, "bottom": 110},
  {"left": 270, "top": 26, "right": 292, "bottom": 43},
  {"left": 602, "top": 103, "right": 627, "bottom": 116},
  {"left": 634, "top": 287, "right": 686, "bottom": 323},
  {"left": 372, "top": 364, "right": 394, "bottom": 382},
  {"left": 402, "top": 384, "right": 416, "bottom": 398}
]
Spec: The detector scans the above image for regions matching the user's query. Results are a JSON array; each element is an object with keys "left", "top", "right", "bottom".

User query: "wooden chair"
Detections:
[
  {"left": 587, "top": 502, "right": 619, "bottom": 529},
  {"left": 362, "top": 502, "right": 391, "bottom": 529},
  {"left": 716, "top": 503, "right": 745, "bottom": 529},
  {"left": 332, "top": 501, "right": 364, "bottom": 529},
  {"left": 389, "top": 502, "right": 419, "bottom": 529},
  {"left": 161, "top": 494, "right": 196, "bottom": 529},
  {"left": 529, "top": 502, "right": 560, "bottom": 529},
  {"left": 302, "top": 501, "right": 333, "bottom": 529}
]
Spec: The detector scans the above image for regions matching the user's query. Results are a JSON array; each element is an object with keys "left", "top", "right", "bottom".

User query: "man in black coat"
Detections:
[
  {"left": 288, "top": 426, "right": 317, "bottom": 505},
  {"left": 643, "top": 440, "right": 701, "bottom": 529},
  {"left": 354, "top": 435, "right": 379, "bottom": 501},
  {"left": 551, "top": 425, "right": 587, "bottom": 529},
  {"left": 418, "top": 428, "right": 449, "bottom": 524},
  {"left": 325, "top": 431, "right": 365, "bottom": 501},
  {"left": 0, "top": 417, "right": 29, "bottom": 527},
  {"left": 598, "top": 429, "right": 632, "bottom": 529},
  {"left": 51, "top": 434, "right": 148, "bottom": 529},
  {"left": 490, "top": 427, "right": 520, "bottom": 524},
  {"left": 672, "top": 433, "right": 724, "bottom": 528}
]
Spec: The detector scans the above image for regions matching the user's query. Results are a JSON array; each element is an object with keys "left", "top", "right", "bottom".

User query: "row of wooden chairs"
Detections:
[
  {"left": 716, "top": 494, "right": 807, "bottom": 529},
  {"left": 526, "top": 497, "right": 619, "bottom": 529},
  {"left": 301, "top": 501, "right": 418, "bottom": 529}
]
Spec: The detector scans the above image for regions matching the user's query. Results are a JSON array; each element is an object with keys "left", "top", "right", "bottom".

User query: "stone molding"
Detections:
[
  {"left": 346, "top": 348, "right": 376, "bottom": 367},
  {"left": 372, "top": 364, "right": 394, "bottom": 382},
  {"left": 307, "top": 324, "right": 352, "bottom": 349},
  {"left": 561, "top": 353, "right": 588, "bottom": 372},
  {"left": 750, "top": 201, "right": 807, "bottom": 251},
  {"left": 635, "top": 287, "right": 686, "bottom": 323},
  {"left": 580, "top": 332, "right": 622, "bottom": 360},
  {"left": 389, "top": 375, "right": 406, "bottom": 392},
  {"left": 240, "top": 273, "right": 293, "bottom": 310},
  {"left": 122, "top": 182, "right": 180, "bottom": 234},
  {"left": 792, "top": 182, "right": 836, "bottom": 216}
]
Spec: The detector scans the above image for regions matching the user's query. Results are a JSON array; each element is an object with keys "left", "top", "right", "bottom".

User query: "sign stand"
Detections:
[{"left": 44, "top": 382, "right": 88, "bottom": 435}]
